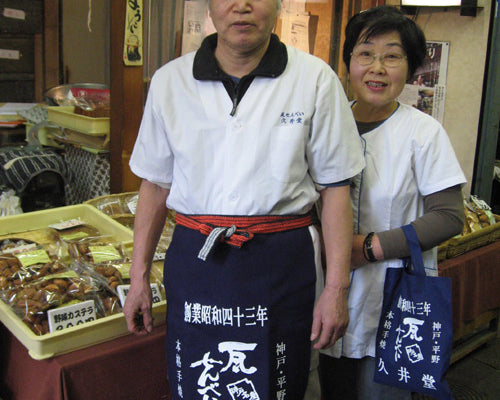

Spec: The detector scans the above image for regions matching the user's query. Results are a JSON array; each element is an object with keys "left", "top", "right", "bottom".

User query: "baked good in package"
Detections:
[
  {"left": 72, "top": 87, "right": 110, "bottom": 118},
  {"left": 462, "top": 195, "right": 497, "bottom": 234},
  {"left": 74, "top": 104, "right": 110, "bottom": 118},
  {"left": 0, "top": 219, "right": 138, "bottom": 336},
  {"left": 0, "top": 241, "right": 66, "bottom": 292},
  {"left": 87, "top": 192, "right": 138, "bottom": 216},
  {"left": 50, "top": 220, "right": 101, "bottom": 244},
  {"left": 0, "top": 237, "right": 115, "bottom": 335},
  {"left": 6, "top": 271, "right": 96, "bottom": 335}
]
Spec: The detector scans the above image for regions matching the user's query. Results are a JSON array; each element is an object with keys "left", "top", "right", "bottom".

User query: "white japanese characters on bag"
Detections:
[{"left": 374, "top": 224, "right": 453, "bottom": 400}]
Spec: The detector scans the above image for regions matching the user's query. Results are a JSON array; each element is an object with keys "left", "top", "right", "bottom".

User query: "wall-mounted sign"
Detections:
[
  {"left": 398, "top": 41, "right": 450, "bottom": 124},
  {"left": 123, "top": 0, "right": 143, "bottom": 66}
]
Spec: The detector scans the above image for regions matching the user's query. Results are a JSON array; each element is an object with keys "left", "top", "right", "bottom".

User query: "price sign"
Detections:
[
  {"left": 117, "top": 283, "right": 162, "bottom": 307},
  {"left": 47, "top": 300, "right": 96, "bottom": 333}
]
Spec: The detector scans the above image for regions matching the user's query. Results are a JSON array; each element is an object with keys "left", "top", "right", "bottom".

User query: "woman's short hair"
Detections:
[{"left": 343, "top": 6, "right": 426, "bottom": 77}]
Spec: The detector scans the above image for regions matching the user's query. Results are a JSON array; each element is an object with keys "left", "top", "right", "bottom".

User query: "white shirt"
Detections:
[
  {"left": 324, "top": 102, "right": 466, "bottom": 359},
  {"left": 129, "top": 46, "right": 365, "bottom": 216}
]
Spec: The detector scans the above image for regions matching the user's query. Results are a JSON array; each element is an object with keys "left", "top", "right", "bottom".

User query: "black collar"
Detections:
[{"left": 193, "top": 33, "right": 288, "bottom": 81}]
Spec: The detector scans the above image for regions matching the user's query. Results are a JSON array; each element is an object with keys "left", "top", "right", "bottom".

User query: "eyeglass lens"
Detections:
[{"left": 353, "top": 52, "right": 406, "bottom": 67}]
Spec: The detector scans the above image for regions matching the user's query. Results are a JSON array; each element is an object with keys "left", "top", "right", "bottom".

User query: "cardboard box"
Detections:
[{"left": 0, "top": 204, "right": 166, "bottom": 360}]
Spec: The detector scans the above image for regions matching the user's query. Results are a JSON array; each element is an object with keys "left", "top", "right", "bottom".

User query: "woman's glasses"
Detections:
[{"left": 351, "top": 51, "right": 407, "bottom": 68}]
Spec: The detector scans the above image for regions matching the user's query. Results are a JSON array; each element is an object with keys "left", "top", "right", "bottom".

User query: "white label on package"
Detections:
[
  {"left": 49, "top": 219, "right": 85, "bottom": 230},
  {"left": 0, "top": 243, "right": 37, "bottom": 255},
  {"left": 117, "top": 283, "right": 162, "bottom": 307},
  {"left": 47, "top": 300, "right": 96, "bottom": 333},
  {"left": 126, "top": 198, "right": 138, "bottom": 214},
  {"left": 0, "top": 49, "right": 20, "bottom": 60},
  {"left": 3, "top": 8, "right": 26, "bottom": 20}
]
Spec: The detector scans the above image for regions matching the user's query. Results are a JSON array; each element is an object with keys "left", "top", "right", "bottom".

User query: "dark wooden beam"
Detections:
[
  {"left": 43, "top": 0, "right": 60, "bottom": 91},
  {"left": 110, "top": 1, "right": 143, "bottom": 193}
]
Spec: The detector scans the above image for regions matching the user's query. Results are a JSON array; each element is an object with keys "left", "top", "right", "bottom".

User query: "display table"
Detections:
[
  {"left": 1, "top": 242, "right": 499, "bottom": 398},
  {"left": 0, "top": 323, "right": 171, "bottom": 400},
  {"left": 438, "top": 240, "right": 500, "bottom": 363}
]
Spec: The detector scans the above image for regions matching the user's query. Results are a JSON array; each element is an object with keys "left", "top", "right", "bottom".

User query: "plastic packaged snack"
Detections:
[
  {"left": 5, "top": 269, "right": 94, "bottom": 335},
  {"left": 51, "top": 223, "right": 101, "bottom": 244},
  {"left": 68, "top": 236, "right": 129, "bottom": 265},
  {"left": 0, "top": 245, "right": 67, "bottom": 293},
  {"left": 70, "top": 261, "right": 125, "bottom": 317}
]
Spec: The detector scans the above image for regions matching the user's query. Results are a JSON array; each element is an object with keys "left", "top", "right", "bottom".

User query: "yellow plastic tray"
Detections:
[
  {"left": 0, "top": 204, "right": 166, "bottom": 360},
  {"left": 25, "top": 122, "right": 64, "bottom": 149},
  {"left": 47, "top": 106, "right": 110, "bottom": 134}
]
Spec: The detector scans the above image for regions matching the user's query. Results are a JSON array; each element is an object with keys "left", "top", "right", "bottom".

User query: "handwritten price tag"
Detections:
[
  {"left": 117, "top": 283, "right": 162, "bottom": 307},
  {"left": 47, "top": 300, "right": 96, "bottom": 333}
]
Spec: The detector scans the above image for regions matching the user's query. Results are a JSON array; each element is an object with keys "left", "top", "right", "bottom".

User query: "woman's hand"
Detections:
[
  {"left": 351, "top": 234, "right": 367, "bottom": 269},
  {"left": 351, "top": 233, "right": 384, "bottom": 270}
]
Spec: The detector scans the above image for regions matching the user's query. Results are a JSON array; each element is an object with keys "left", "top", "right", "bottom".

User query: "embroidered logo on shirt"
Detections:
[{"left": 279, "top": 111, "right": 305, "bottom": 126}]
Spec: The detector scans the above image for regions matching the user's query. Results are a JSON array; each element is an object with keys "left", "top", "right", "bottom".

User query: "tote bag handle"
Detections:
[{"left": 401, "top": 224, "right": 426, "bottom": 277}]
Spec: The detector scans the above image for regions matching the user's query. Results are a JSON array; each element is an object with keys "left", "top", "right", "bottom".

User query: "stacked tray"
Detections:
[{"left": 0, "top": 204, "right": 166, "bottom": 360}]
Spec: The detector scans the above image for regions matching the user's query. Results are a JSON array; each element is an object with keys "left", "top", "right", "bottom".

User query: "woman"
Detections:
[{"left": 319, "top": 6, "right": 466, "bottom": 400}]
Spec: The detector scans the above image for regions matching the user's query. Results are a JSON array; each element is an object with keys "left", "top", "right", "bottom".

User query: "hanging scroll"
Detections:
[{"left": 123, "top": 0, "right": 143, "bottom": 66}]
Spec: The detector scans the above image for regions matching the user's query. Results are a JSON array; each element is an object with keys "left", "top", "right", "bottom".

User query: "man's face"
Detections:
[{"left": 209, "top": 0, "right": 281, "bottom": 55}]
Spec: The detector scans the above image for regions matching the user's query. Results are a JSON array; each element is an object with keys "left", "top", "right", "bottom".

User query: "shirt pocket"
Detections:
[{"left": 270, "top": 126, "right": 308, "bottom": 183}]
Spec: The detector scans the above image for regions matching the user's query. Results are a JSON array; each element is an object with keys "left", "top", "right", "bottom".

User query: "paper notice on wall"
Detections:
[
  {"left": 432, "top": 84, "right": 446, "bottom": 124},
  {"left": 281, "top": 0, "right": 307, "bottom": 14},
  {"left": 182, "top": 0, "right": 215, "bottom": 55},
  {"left": 280, "top": 11, "right": 310, "bottom": 53}
]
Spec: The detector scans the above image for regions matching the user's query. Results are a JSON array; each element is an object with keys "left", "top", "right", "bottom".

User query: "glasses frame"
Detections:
[{"left": 350, "top": 51, "right": 408, "bottom": 68}]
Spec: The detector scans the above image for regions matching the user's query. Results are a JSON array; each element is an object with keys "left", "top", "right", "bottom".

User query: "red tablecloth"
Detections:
[
  {"left": 438, "top": 240, "right": 500, "bottom": 332},
  {"left": 0, "top": 323, "right": 171, "bottom": 400},
  {"left": 1, "top": 242, "right": 499, "bottom": 399}
]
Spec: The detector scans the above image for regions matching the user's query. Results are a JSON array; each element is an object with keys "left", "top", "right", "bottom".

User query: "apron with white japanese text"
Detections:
[{"left": 163, "top": 221, "right": 316, "bottom": 400}]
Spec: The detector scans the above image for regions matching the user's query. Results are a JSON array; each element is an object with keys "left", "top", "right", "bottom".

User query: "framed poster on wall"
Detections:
[{"left": 397, "top": 41, "right": 450, "bottom": 123}]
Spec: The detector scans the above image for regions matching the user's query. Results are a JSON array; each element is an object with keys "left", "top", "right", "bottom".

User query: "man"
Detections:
[{"left": 124, "top": 0, "right": 364, "bottom": 398}]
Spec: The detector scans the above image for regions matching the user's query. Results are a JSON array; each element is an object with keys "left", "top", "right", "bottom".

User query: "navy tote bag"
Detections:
[{"left": 374, "top": 224, "right": 453, "bottom": 399}]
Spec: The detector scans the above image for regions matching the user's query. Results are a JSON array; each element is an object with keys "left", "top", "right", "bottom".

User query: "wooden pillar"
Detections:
[
  {"left": 110, "top": 1, "right": 143, "bottom": 193},
  {"left": 43, "top": 0, "right": 60, "bottom": 91}
]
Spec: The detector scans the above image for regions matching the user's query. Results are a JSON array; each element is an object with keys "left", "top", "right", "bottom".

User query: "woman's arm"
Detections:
[{"left": 352, "top": 185, "right": 464, "bottom": 267}]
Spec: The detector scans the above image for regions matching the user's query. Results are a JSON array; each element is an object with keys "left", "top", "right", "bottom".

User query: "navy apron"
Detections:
[{"left": 163, "top": 224, "right": 316, "bottom": 400}]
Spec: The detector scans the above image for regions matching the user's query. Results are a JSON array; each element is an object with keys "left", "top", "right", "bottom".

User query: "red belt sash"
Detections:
[{"left": 175, "top": 213, "right": 316, "bottom": 261}]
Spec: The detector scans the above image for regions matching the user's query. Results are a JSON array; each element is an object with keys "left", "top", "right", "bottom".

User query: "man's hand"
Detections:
[
  {"left": 310, "top": 284, "right": 349, "bottom": 349},
  {"left": 123, "top": 278, "right": 154, "bottom": 335},
  {"left": 314, "top": 185, "right": 352, "bottom": 349},
  {"left": 123, "top": 180, "right": 169, "bottom": 335}
]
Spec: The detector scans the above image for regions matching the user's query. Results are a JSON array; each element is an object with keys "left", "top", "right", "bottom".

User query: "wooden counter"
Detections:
[{"left": 438, "top": 240, "right": 500, "bottom": 363}]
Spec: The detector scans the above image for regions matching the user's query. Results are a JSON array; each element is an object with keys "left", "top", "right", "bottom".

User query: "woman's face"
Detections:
[{"left": 349, "top": 31, "right": 409, "bottom": 118}]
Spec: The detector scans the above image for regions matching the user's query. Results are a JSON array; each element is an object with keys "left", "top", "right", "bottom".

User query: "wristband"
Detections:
[{"left": 363, "top": 232, "right": 377, "bottom": 262}]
